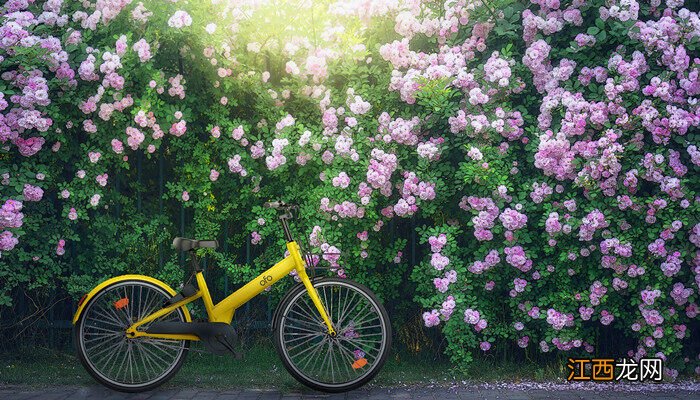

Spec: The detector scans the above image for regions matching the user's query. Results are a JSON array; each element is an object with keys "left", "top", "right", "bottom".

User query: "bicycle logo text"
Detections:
[{"left": 260, "top": 275, "right": 273, "bottom": 286}]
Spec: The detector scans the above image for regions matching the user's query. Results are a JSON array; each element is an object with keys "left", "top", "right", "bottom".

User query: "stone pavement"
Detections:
[{"left": 0, "top": 383, "right": 698, "bottom": 400}]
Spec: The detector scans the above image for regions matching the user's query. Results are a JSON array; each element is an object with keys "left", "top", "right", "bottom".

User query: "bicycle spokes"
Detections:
[
  {"left": 78, "top": 282, "right": 187, "bottom": 388},
  {"left": 278, "top": 280, "right": 388, "bottom": 388}
]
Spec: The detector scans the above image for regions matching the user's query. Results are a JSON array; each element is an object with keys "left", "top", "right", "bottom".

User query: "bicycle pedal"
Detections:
[{"left": 199, "top": 323, "right": 239, "bottom": 356}]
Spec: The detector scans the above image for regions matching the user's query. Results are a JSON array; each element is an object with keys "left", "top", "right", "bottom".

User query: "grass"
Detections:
[{"left": 0, "top": 338, "right": 565, "bottom": 390}]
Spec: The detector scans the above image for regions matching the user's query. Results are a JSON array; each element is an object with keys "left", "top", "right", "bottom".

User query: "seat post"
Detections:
[{"left": 189, "top": 251, "right": 203, "bottom": 272}]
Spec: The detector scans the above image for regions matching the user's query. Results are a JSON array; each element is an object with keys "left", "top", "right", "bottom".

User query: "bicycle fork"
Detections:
[{"left": 288, "top": 242, "right": 337, "bottom": 336}]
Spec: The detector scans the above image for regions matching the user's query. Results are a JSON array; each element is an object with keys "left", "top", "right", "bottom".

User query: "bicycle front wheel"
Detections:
[
  {"left": 273, "top": 278, "right": 391, "bottom": 392},
  {"left": 74, "top": 279, "right": 189, "bottom": 392}
]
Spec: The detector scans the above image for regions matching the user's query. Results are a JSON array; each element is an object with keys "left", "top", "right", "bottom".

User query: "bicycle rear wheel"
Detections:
[
  {"left": 273, "top": 278, "right": 391, "bottom": 392},
  {"left": 74, "top": 279, "right": 189, "bottom": 392}
]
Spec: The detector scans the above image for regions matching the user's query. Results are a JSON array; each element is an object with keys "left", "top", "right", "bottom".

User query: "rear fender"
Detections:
[{"left": 72, "top": 274, "right": 192, "bottom": 325}]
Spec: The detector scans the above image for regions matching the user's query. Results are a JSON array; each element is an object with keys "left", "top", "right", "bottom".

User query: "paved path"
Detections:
[{"left": 1, "top": 383, "right": 698, "bottom": 400}]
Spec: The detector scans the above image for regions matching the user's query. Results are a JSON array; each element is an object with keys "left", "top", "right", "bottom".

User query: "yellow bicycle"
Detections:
[{"left": 72, "top": 201, "right": 391, "bottom": 392}]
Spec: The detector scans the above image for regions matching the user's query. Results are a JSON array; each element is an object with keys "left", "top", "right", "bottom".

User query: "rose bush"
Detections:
[
  {"left": 1, "top": 0, "right": 698, "bottom": 377},
  {"left": 403, "top": 0, "right": 700, "bottom": 378}
]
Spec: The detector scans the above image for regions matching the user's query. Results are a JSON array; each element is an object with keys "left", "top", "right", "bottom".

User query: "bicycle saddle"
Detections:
[{"left": 172, "top": 237, "right": 219, "bottom": 252}]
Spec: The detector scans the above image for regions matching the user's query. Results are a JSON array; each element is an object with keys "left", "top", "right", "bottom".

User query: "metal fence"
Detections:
[
  {"left": 1, "top": 147, "right": 248, "bottom": 350},
  {"left": 1, "top": 145, "right": 423, "bottom": 352}
]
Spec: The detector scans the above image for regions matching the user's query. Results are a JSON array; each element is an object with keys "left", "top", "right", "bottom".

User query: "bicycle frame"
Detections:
[{"left": 125, "top": 241, "right": 336, "bottom": 341}]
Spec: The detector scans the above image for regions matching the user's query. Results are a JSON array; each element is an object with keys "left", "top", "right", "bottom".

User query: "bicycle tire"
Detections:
[
  {"left": 74, "top": 279, "right": 190, "bottom": 392},
  {"left": 273, "top": 278, "right": 391, "bottom": 392}
]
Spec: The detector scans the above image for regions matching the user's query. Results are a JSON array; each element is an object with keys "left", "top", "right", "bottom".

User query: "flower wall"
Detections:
[{"left": 1, "top": 0, "right": 699, "bottom": 376}]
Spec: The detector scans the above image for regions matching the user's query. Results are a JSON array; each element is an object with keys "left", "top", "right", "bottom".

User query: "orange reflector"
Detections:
[
  {"left": 352, "top": 358, "right": 368, "bottom": 369},
  {"left": 114, "top": 298, "right": 129, "bottom": 310}
]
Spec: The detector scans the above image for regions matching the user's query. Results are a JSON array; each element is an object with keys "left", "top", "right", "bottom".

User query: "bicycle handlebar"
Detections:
[
  {"left": 263, "top": 201, "right": 281, "bottom": 209},
  {"left": 265, "top": 200, "right": 298, "bottom": 240},
  {"left": 264, "top": 200, "right": 298, "bottom": 213},
  {"left": 263, "top": 200, "right": 285, "bottom": 209}
]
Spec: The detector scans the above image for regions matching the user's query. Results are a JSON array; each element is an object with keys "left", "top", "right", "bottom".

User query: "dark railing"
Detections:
[{"left": 0, "top": 146, "right": 423, "bottom": 352}]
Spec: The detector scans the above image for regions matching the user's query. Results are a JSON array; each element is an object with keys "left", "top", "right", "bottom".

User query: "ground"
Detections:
[
  {"left": 1, "top": 342, "right": 698, "bottom": 399},
  {"left": 1, "top": 383, "right": 699, "bottom": 400}
]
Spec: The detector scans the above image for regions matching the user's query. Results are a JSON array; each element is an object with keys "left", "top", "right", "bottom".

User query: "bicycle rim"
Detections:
[
  {"left": 78, "top": 281, "right": 187, "bottom": 389},
  {"left": 277, "top": 280, "right": 389, "bottom": 389}
]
